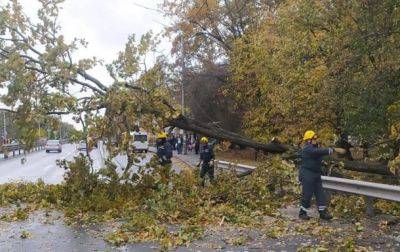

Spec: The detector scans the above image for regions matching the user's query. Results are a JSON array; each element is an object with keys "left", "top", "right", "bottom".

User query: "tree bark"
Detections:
[
  {"left": 168, "top": 115, "right": 396, "bottom": 177},
  {"left": 168, "top": 115, "right": 289, "bottom": 153}
]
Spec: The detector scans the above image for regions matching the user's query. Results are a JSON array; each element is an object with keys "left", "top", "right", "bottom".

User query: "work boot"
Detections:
[
  {"left": 299, "top": 209, "right": 310, "bottom": 220},
  {"left": 319, "top": 209, "right": 333, "bottom": 220}
]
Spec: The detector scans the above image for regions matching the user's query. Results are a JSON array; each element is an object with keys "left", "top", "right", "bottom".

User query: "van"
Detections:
[{"left": 131, "top": 131, "right": 149, "bottom": 153}]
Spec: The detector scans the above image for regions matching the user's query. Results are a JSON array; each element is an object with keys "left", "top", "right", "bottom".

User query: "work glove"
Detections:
[{"left": 334, "top": 148, "right": 347, "bottom": 154}]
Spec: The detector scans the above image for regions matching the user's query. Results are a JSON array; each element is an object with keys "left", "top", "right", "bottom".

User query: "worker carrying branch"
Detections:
[{"left": 299, "top": 130, "right": 346, "bottom": 220}]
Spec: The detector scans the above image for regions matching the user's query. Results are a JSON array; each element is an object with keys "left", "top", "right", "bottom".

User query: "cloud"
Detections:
[{"left": 0, "top": 0, "right": 172, "bottom": 129}]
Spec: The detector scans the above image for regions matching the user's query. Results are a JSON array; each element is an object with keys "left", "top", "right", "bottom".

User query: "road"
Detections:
[
  {"left": 0, "top": 143, "right": 174, "bottom": 185},
  {"left": 0, "top": 144, "right": 104, "bottom": 184}
]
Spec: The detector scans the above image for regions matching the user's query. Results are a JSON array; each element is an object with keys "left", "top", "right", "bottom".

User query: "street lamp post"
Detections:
[
  {"left": 59, "top": 115, "right": 62, "bottom": 140},
  {"left": 3, "top": 111, "right": 6, "bottom": 144},
  {"left": 181, "top": 34, "right": 188, "bottom": 155}
]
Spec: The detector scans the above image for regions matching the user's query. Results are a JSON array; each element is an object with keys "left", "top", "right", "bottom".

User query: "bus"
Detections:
[{"left": 131, "top": 131, "right": 149, "bottom": 153}]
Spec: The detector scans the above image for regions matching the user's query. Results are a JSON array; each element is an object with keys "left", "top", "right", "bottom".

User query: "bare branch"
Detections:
[{"left": 77, "top": 69, "right": 109, "bottom": 92}]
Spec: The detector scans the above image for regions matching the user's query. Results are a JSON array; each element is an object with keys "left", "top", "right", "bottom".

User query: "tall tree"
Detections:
[
  {"left": 228, "top": 0, "right": 400, "bottom": 145},
  {"left": 162, "top": 0, "right": 281, "bottom": 65}
]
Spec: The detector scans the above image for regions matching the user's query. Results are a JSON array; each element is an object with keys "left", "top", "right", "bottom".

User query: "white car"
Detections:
[
  {"left": 131, "top": 131, "right": 149, "bottom": 153},
  {"left": 45, "top": 140, "right": 62, "bottom": 153},
  {"left": 77, "top": 140, "right": 87, "bottom": 151}
]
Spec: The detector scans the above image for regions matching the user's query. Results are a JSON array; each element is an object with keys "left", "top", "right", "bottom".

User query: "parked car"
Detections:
[
  {"left": 131, "top": 131, "right": 149, "bottom": 153},
  {"left": 77, "top": 140, "right": 87, "bottom": 151},
  {"left": 45, "top": 139, "right": 62, "bottom": 153}
]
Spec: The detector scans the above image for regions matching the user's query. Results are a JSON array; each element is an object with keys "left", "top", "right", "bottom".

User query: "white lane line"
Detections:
[{"left": 60, "top": 148, "right": 76, "bottom": 160}]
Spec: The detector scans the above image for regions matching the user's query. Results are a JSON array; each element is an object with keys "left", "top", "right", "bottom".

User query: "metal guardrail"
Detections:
[
  {"left": 216, "top": 160, "right": 400, "bottom": 215},
  {"left": 0, "top": 139, "right": 69, "bottom": 159},
  {"left": 1, "top": 142, "right": 45, "bottom": 159},
  {"left": 321, "top": 176, "right": 400, "bottom": 202}
]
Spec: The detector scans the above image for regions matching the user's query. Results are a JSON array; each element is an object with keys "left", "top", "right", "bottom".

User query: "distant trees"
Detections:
[{"left": 185, "top": 64, "right": 242, "bottom": 133}]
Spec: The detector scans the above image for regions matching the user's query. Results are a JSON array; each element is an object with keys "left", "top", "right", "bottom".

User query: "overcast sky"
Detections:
[{"left": 0, "top": 0, "right": 171, "bottom": 128}]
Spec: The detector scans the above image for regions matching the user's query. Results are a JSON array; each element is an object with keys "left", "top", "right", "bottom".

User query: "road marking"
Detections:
[{"left": 60, "top": 148, "right": 76, "bottom": 160}]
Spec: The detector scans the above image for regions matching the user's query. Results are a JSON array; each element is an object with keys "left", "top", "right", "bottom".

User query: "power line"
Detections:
[{"left": 131, "top": 2, "right": 165, "bottom": 14}]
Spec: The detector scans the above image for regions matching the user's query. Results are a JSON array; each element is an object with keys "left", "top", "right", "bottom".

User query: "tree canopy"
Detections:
[
  {"left": 227, "top": 0, "right": 400, "bottom": 145},
  {"left": 1, "top": 0, "right": 400, "bottom": 175}
]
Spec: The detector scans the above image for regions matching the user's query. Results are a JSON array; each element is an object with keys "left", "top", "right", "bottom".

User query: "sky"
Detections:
[{"left": 0, "top": 0, "right": 171, "bottom": 129}]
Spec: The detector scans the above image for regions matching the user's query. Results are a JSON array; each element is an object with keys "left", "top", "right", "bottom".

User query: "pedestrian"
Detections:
[
  {"left": 171, "top": 136, "right": 177, "bottom": 151},
  {"left": 156, "top": 132, "right": 173, "bottom": 183},
  {"left": 198, "top": 137, "right": 215, "bottom": 186},
  {"left": 177, "top": 136, "right": 183, "bottom": 154},
  {"left": 195, "top": 137, "right": 200, "bottom": 155},
  {"left": 299, "top": 130, "right": 346, "bottom": 220},
  {"left": 186, "top": 137, "right": 192, "bottom": 152}
]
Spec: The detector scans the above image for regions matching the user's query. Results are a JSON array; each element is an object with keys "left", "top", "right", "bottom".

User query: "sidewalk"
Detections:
[{"left": 173, "top": 150, "right": 200, "bottom": 167}]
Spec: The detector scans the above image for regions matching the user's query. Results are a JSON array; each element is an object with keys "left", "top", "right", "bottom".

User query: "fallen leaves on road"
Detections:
[
  {"left": 20, "top": 230, "right": 32, "bottom": 239},
  {"left": 0, "top": 154, "right": 398, "bottom": 250}
]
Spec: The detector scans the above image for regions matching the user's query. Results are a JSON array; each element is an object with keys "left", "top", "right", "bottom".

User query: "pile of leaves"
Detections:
[
  {"left": 59, "top": 155, "right": 303, "bottom": 247},
  {"left": 0, "top": 155, "right": 399, "bottom": 249},
  {"left": 0, "top": 155, "right": 299, "bottom": 246}
]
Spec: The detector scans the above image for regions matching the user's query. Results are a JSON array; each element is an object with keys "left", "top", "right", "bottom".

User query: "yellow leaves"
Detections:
[
  {"left": 105, "top": 229, "right": 130, "bottom": 246},
  {"left": 355, "top": 222, "right": 364, "bottom": 232},
  {"left": 1, "top": 207, "right": 30, "bottom": 222},
  {"left": 307, "top": 64, "right": 327, "bottom": 87},
  {"left": 388, "top": 155, "right": 400, "bottom": 176},
  {"left": 20, "top": 230, "right": 32, "bottom": 239},
  {"left": 265, "top": 219, "right": 289, "bottom": 239}
]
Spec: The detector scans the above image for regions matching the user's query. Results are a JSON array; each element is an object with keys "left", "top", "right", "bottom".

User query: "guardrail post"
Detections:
[
  {"left": 365, "top": 196, "right": 374, "bottom": 216},
  {"left": 12, "top": 150, "right": 15, "bottom": 156},
  {"left": 325, "top": 189, "right": 332, "bottom": 206},
  {"left": 18, "top": 148, "right": 20, "bottom": 155}
]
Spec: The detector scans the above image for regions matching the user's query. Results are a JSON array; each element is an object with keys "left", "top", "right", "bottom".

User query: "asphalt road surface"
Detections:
[
  {"left": 0, "top": 144, "right": 103, "bottom": 184},
  {"left": 0, "top": 143, "right": 161, "bottom": 185}
]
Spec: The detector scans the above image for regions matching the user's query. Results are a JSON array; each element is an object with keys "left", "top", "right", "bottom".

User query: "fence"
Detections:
[
  {"left": 216, "top": 160, "right": 400, "bottom": 215},
  {"left": 0, "top": 139, "right": 69, "bottom": 159}
]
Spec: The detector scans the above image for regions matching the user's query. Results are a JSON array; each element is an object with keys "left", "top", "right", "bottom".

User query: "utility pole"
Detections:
[
  {"left": 3, "top": 111, "right": 6, "bottom": 144},
  {"left": 181, "top": 33, "right": 188, "bottom": 155},
  {"left": 59, "top": 115, "right": 62, "bottom": 140}
]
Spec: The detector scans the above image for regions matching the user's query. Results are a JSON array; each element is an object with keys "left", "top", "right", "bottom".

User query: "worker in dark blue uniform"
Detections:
[
  {"left": 299, "top": 130, "right": 346, "bottom": 220},
  {"left": 198, "top": 137, "right": 215, "bottom": 186},
  {"left": 156, "top": 132, "right": 173, "bottom": 183}
]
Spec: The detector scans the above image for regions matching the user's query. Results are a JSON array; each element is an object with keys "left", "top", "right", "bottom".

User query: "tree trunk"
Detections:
[
  {"left": 168, "top": 115, "right": 289, "bottom": 153},
  {"left": 168, "top": 115, "right": 396, "bottom": 177}
]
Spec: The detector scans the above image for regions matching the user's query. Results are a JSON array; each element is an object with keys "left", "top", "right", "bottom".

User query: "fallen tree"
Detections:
[
  {"left": 0, "top": 1, "right": 395, "bottom": 179},
  {"left": 168, "top": 115, "right": 289, "bottom": 154},
  {"left": 168, "top": 115, "right": 396, "bottom": 177}
]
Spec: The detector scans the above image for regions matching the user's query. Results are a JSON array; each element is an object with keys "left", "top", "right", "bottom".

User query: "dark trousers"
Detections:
[
  {"left": 299, "top": 168, "right": 326, "bottom": 209},
  {"left": 200, "top": 162, "right": 214, "bottom": 179}
]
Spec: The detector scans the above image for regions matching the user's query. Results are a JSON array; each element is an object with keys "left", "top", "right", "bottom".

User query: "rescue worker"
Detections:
[
  {"left": 198, "top": 137, "right": 215, "bottom": 186},
  {"left": 299, "top": 130, "right": 346, "bottom": 220},
  {"left": 156, "top": 132, "right": 173, "bottom": 183}
]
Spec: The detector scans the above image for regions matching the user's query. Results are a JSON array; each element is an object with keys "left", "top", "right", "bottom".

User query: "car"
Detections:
[
  {"left": 131, "top": 131, "right": 149, "bottom": 153},
  {"left": 77, "top": 140, "right": 87, "bottom": 151},
  {"left": 45, "top": 139, "right": 62, "bottom": 153}
]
